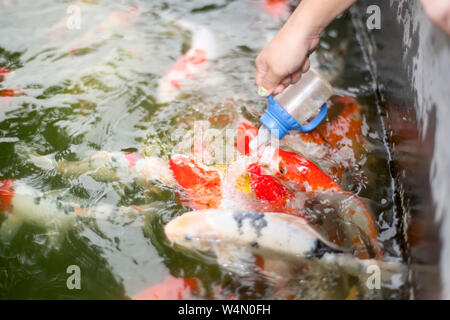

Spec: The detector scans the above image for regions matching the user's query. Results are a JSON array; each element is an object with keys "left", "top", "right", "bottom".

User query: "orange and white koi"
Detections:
[
  {"left": 157, "top": 20, "right": 218, "bottom": 103},
  {"left": 280, "top": 96, "right": 368, "bottom": 180}
]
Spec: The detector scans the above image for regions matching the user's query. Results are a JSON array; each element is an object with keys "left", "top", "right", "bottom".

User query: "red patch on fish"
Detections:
[
  {"left": 134, "top": 276, "right": 199, "bottom": 300},
  {"left": 169, "top": 155, "right": 221, "bottom": 209},
  {"left": 0, "top": 88, "right": 23, "bottom": 97},
  {"left": 236, "top": 120, "right": 258, "bottom": 156},
  {"left": 172, "top": 49, "right": 207, "bottom": 73},
  {"left": 0, "top": 180, "right": 15, "bottom": 213},
  {"left": 262, "top": 0, "right": 289, "bottom": 19},
  {"left": 247, "top": 163, "right": 293, "bottom": 203},
  {"left": 124, "top": 152, "right": 143, "bottom": 169},
  {"left": 275, "top": 149, "right": 341, "bottom": 192}
]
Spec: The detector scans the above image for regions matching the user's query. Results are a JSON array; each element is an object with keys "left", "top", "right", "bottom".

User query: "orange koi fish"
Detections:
[
  {"left": 259, "top": 147, "right": 342, "bottom": 192},
  {"left": 300, "top": 96, "right": 364, "bottom": 152},
  {"left": 169, "top": 154, "right": 222, "bottom": 210}
]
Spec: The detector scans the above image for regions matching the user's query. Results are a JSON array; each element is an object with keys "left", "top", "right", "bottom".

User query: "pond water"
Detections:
[{"left": 0, "top": 0, "right": 408, "bottom": 299}]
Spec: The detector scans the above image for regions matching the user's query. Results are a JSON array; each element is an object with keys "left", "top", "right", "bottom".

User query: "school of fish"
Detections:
[{"left": 0, "top": 1, "right": 403, "bottom": 300}]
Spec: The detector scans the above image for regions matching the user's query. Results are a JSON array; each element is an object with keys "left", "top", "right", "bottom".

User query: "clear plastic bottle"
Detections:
[{"left": 259, "top": 68, "right": 333, "bottom": 140}]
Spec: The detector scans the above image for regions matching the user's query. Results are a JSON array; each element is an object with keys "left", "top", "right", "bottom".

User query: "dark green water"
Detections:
[{"left": 0, "top": 0, "right": 407, "bottom": 299}]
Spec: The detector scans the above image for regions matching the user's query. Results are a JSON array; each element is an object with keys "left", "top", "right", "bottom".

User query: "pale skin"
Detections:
[{"left": 256, "top": 0, "right": 450, "bottom": 97}]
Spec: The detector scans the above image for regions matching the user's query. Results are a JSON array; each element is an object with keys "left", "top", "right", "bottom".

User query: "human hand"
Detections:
[
  {"left": 420, "top": 0, "right": 450, "bottom": 34},
  {"left": 255, "top": 0, "right": 356, "bottom": 97},
  {"left": 255, "top": 25, "right": 321, "bottom": 96}
]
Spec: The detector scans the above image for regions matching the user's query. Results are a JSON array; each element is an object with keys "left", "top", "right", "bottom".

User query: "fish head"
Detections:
[
  {"left": 164, "top": 209, "right": 221, "bottom": 252},
  {"left": 246, "top": 163, "right": 296, "bottom": 211},
  {"left": 169, "top": 155, "right": 222, "bottom": 210},
  {"left": 258, "top": 147, "right": 341, "bottom": 192}
]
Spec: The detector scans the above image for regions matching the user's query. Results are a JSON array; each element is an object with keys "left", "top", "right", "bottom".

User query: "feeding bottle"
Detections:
[{"left": 258, "top": 68, "right": 333, "bottom": 140}]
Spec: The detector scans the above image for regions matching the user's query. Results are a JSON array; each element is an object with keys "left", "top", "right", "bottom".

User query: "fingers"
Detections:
[
  {"left": 290, "top": 70, "right": 302, "bottom": 84},
  {"left": 258, "top": 68, "right": 285, "bottom": 97},
  {"left": 273, "top": 75, "right": 292, "bottom": 94}
]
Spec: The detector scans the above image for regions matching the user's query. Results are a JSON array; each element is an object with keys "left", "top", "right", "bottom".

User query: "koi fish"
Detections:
[
  {"left": 165, "top": 209, "right": 346, "bottom": 263},
  {"left": 165, "top": 209, "right": 401, "bottom": 290},
  {"left": 280, "top": 96, "right": 368, "bottom": 180},
  {"left": 169, "top": 154, "right": 222, "bottom": 210},
  {"left": 0, "top": 179, "right": 152, "bottom": 245},
  {"left": 256, "top": 145, "right": 381, "bottom": 258},
  {"left": 0, "top": 180, "right": 77, "bottom": 244},
  {"left": 157, "top": 20, "right": 218, "bottom": 103},
  {"left": 28, "top": 150, "right": 175, "bottom": 188},
  {"left": 133, "top": 276, "right": 200, "bottom": 300}
]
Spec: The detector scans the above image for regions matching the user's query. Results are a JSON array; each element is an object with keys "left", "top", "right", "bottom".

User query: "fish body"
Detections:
[
  {"left": 281, "top": 96, "right": 367, "bottom": 180},
  {"left": 29, "top": 150, "right": 174, "bottom": 187},
  {"left": 157, "top": 21, "right": 218, "bottom": 103},
  {"left": 0, "top": 180, "right": 77, "bottom": 244},
  {"left": 0, "top": 179, "right": 151, "bottom": 244},
  {"left": 165, "top": 209, "right": 345, "bottom": 261},
  {"left": 169, "top": 154, "right": 222, "bottom": 209}
]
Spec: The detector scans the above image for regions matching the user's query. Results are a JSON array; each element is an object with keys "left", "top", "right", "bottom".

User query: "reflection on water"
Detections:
[{"left": 0, "top": 0, "right": 407, "bottom": 299}]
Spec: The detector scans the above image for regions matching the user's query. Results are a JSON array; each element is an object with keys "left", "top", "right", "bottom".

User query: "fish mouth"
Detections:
[{"left": 257, "top": 163, "right": 299, "bottom": 194}]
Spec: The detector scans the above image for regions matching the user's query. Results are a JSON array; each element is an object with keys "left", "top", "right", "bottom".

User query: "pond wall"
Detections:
[{"left": 353, "top": 0, "right": 450, "bottom": 299}]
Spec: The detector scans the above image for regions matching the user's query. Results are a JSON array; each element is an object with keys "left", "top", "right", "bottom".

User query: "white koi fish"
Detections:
[
  {"left": 0, "top": 179, "right": 154, "bottom": 247},
  {"left": 164, "top": 209, "right": 406, "bottom": 286},
  {"left": 164, "top": 209, "right": 345, "bottom": 260}
]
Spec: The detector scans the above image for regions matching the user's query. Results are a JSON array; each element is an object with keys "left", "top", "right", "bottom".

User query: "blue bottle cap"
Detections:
[{"left": 260, "top": 95, "right": 328, "bottom": 139}]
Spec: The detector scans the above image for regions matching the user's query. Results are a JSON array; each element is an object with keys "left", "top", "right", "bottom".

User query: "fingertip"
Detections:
[{"left": 258, "top": 86, "right": 269, "bottom": 97}]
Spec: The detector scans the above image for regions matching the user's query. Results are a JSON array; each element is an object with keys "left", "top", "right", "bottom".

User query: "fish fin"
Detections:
[{"left": 216, "top": 245, "right": 256, "bottom": 275}]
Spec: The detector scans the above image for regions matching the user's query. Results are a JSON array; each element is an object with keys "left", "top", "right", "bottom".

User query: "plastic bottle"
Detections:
[{"left": 259, "top": 68, "right": 334, "bottom": 140}]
